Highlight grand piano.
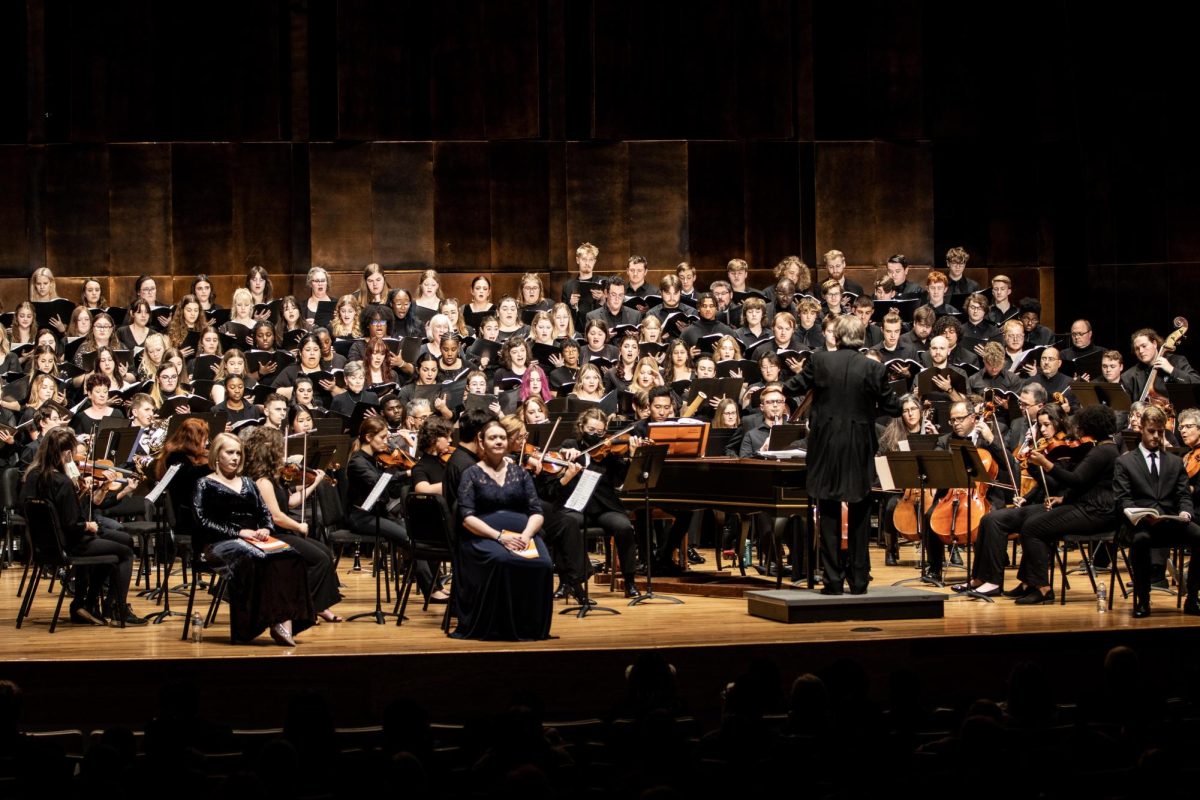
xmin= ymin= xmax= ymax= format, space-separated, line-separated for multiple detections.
xmin=621 ymin=456 xmax=812 ymax=589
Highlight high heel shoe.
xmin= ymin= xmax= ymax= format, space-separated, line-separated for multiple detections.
xmin=270 ymin=622 xmax=297 ymax=647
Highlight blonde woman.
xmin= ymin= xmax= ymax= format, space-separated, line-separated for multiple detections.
xmin=413 ymin=268 xmax=443 ymax=313
xmin=330 ymin=294 xmax=363 ymax=339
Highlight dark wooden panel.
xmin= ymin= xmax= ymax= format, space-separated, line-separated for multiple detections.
xmin=109 ymin=144 xmax=172 ymax=279
xmin=793 ymin=0 xmax=815 ymax=142
xmin=171 ymin=144 xmax=234 ymax=287
xmin=628 ymin=142 xmax=688 ymax=270
xmin=309 ymin=143 xmax=373 ymax=269
xmin=562 ymin=0 xmax=595 ymax=140
xmin=1083 ymin=137 xmax=1168 ymax=266
xmin=744 ymin=142 xmax=802 ymax=269
xmin=336 ymin=0 xmax=432 ymax=140
xmin=815 ymin=142 xmax=876 ymax=264
xmin=872 ymin=0 xmax=924 ymax=141
xmin=565 ymin=143 xmax=629 ymax=273
xmin=590 ymin=1 xmax=631 ymax=140
xmin=0 ymin=148 xmax=28 ymax=272
xmin=481 ymin=0 xmax=541 ymax=139
xmin=875 ymin=142 xmax=934 ymax=266
xmin=432 ymin=143 xmax=490 ymax=268
xmin=489 ymin=142 xmax=551 ymax=269
xmin=44 ymin=145 xmax=109 ymax=277
xmin=546 ymin=143 xmax=568 ymax=270
xmin=1166 ymin=139 xmax=1200 ymax=264
xmin=0 ymin=2 xmax=27 ymax=143
xmin=810 ymin=1 xmax=873 ymax=139
xmin=371 ymin=142 xmax=434 ymax=268
xmin=429 ymin=1 xmax=487 ymax=139
xmin=687 ymin=142 xmax=744 ymax=269
xmin=984 ymin=144 xmax=1039 ymax=268
xmin=932 ymin=143 xmax=989 ymax=267
xmin=736 ymin=0 xmax=795 ymax=140
xmin=232 ymin=144 xmax=293 ymax=273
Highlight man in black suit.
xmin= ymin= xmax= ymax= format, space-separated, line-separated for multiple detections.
xmin=1113 ymin=405 xmax=1200 ymax=618
xmin=784 ymin=315 xmax=901 ymax=594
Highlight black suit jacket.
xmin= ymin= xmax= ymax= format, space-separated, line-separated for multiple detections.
xmin=1113 ymin=447 xmax=1194 ymax=523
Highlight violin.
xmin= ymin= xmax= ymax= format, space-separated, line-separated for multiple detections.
xmin=376 ymin=447 xmax=417 ymax=470
xmin=1185 ymin=446 xmax=1200 ymax=479
xmin=518 ymin=442 xmax=576 ymax=475
xmin=438 ymin=446 xmax=458 ymax=466
xmin=281 ymin=461 xmax=336 ymax=487
xmin=76 ymin=459 xmax=138 ymax=492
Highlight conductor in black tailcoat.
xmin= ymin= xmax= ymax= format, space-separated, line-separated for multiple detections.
xmin=784 ymin=315 xmax=902 ymax=594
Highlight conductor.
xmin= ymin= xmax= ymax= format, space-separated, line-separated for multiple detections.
xmin=785 ymin=315 xmax=902 ymax=594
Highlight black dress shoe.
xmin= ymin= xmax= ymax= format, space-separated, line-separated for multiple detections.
xmin=553 ymin=583 xmax=568 ymax=600
xmin=1133 ymin=598 xmax=1151 ymax=619
xmin=111 ymin=605 xmax=149 ymax=627
xmin=686 ymin=546 xmax=706 ymax=565
xmin=1015 ymin=589 xmax=1054 ymax=605
xmin=884 ymin=552 xmax=899 ymax=567
xmin=1184 ymin=596 xmax=1200 ymax=616
xmin=1002 ymin=584 xmax=1034 ymax=599
xmin=922 ymin=569 xmax=943 ymax=584
xmin=819 ymin=585 xmax=844 ymax=596
xmin=624 ymin=583 xmax=642 ymax=599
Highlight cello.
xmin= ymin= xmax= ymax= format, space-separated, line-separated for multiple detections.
xmin=929 ymin=405 xmax=998 ymax=546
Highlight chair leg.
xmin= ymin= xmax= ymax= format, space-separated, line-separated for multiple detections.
xmin=16 ymin=565 xmax=41 ymax=629
xmin=395 ymin=558 xmax=417 ymax=627
xmin=181 ymin=567 xmax=200 ymax=641
xmin=50 ymin=571 xmax=70 ymax=634
xmin=205 ymin=577 xmax=226 ymax=627
xmin=15 ymin=535 xmax=32 ymax=598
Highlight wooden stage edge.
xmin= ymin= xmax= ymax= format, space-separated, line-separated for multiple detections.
xmin=4 ymin=550 xmax=1200 ymax=730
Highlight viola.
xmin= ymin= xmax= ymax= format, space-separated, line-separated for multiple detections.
xmin=377 ymin=447 xmax=417 ymax=470
xmin=281 ymin=461 xmax=336 ymax=487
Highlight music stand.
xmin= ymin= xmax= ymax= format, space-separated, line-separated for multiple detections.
xmin=885 ymin=451 xmax=967 ymax=589
xmin=947 ymin=442 xmax=1006 ymax=603
xmin=347 ymin=472 xmax=400 ymax=625
xmin=620 ymin=444 xmax=681 ymax=606
xmin=1071 ymin=381 xmax=1132 ymax=412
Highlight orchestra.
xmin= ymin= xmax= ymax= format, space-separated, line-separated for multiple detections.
xmin=6 ymin=248 xmax=1199 ymax=646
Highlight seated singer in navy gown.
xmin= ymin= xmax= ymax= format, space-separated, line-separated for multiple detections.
xmin=454 ymin=418 xmax=554 ymax=640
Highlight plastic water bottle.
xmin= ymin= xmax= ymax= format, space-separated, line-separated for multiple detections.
xmin=1096 ymin=582 xmax=1108 ymax=613
xmin=191 ymin=612 xmax=204 ymax=642
xmin=742 ymin=539 xmax=752 ymax=567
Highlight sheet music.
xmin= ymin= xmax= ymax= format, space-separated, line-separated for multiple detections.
xmin=897 ymin=440 xmax=911 ymax=452
xmin=359 ymin=472 xmax=393 ymax=512
xmin=145 ymin=463 xmax=180 ymax=504
xmin=564 ymin=469 xmax=601 ymax=512
xmin=875 ymin=455 xmax=896 ymax=491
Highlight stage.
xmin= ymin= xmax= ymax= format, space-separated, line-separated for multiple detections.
xmin=3 ymin=545 xmax=1200 ymax=730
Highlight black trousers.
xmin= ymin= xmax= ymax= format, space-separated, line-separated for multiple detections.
xmin=71 ymin=535 xmax=134 ymax=610
xmin=540 ymin=501 xmax=589 ymax=586
xmin=593 ymin=510 xmax=637 ymax=580
xmin=817 ymin=498 xmax=871 ymax=593
xmin=1018 ymin=505 xmax=1114 ymax=589
xmin=972 ymin=505 xmax=1046 ymax=585
xmin=1129 ymin=520 xmax=1200 ymax=599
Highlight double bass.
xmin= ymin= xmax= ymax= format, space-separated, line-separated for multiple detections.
xmin=1138 ymin=317 xmax=1188 ymax=427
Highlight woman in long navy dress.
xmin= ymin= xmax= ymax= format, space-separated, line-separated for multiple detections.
xmin=454 ymin=418 xmax=553 ymax=640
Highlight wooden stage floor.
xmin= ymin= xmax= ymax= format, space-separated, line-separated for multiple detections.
xmin=3 ymin=544 xmax=1200 ymax=728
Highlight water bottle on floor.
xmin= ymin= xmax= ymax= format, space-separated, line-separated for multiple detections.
xmin=1096 ymin=582 xmax=1108 ymax=613
xmin=191 ymin=612 xmax=204 ymax=642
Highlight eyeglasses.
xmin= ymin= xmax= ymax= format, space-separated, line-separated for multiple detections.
xmin=1179 ymin=423 xmax=1199 ymax=431
xmin=948 ymin=415 xmax=972 ymax=423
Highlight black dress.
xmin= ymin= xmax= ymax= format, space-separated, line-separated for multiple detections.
xmin=454 ymin=463 xmax=553 ymax=641
xmin=268 ymin=479 xmax=341 ymax=615
xmin=192 ymin=475 xmax=314 ymax=643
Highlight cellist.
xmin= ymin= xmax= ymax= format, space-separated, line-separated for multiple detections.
xmin=921 ymin=400 xmax=1007 ymax=584
xmin=1119 ymin=327 xmax=1198 ymax=405
xmin=876 ymin=394 xmax=936 ymax=566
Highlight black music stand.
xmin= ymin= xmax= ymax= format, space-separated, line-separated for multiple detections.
xmin=347 ymin=473 xmax=400 ymax=625
xmin=947 ymin=442 xmax=1005 ymax=603
xmin=621 ymin=444 xmax=681 ymax=606
xmin=885 ymin=451 xmax=967 ymax=589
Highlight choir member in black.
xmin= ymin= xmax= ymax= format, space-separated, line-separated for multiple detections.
xmin=605 ymin=334 xmax=641 ymax=393
xmin=557 ymin=408 xmax=642 ymax=596
xmin=822 ymin=249 xmax=865 ymax=297
xmin=923 ymin=400 xmax=1008 ymax=583
xmin=952 ymin=404 xmax=1072 ymax=596
xmin=735 ymin=296 xmax=769 ymax=350
xmin=899 ymin=305 xmax=935 ymax=352
xmin=680 ymin=293 xmax=739 ymax=358
xmin=347 ymin=418 xmax=448 ymax=603
xmin=851 ymin=295 xmax=883 ymax=348
xmin=885 ymin=255 xmax=927 ymax=304
xmin=767 ymin=278 xmax=798 ymax=320
xmin=1120 ymin=327 xmax=1200 ymax=402
xmin=783 ymin=315 xmax=901 ymax=594
xmin=1026 ymin=347 xmax=1074 ymax=412
xmin=411 ymin=417 xmax=452 ymax=496
xmin=498 ymin=415 xmax=590 ymax=603
xmin=1018 ymin=298 xmax=1054 ymax=347
xmin=943 ymin=247 xmax=980 ymax=296
xmin=562 ymin=242 xmax=603 ymax=326
xmin=1060 ymin=319 xmax=1105 ymax=363
xmin=709 ymin=280 xmax=742 ymax=328
xmin=926 ymin=272 xmax=961 ymax=317
xmin=961 ymin=293 xmax=1000 ymax=343
xmin=388 ymin=288 xmax=423 ymax=340
xmin=586 ymin=277 xmax=641 ymax=331
xmin=986 ymin=275 xmax=1016 ymax=325
xmin=648 ymin=275 xmax=696 ymax=338
xmin=932 ymin=316 xmax=979 ymax=369
xmin=517 ymin=272 xmax=553 ymax=318
xmin=872 ymin=311 xmax=921 ymax=383
xmin=20 ymin=426 xmax=145 ymax=626
xmin=274 ymin=335 xmax=335 ymax=408
xmin=442 ymin=407 xmax=496 ymax=517
xmin=192 ymin=432 xmax=313 ymax=645
xmin=624 ymin=256 xmax=657 ymax=303
xmin=968 ymin=342 xmax=1019 ymax=396
xmin=1113 ymin=406 xmax=1200 ymax=617
xmin=243 ymin=426 xmax=342 ymax=624
xmin=454 ymin=417 xmax=554 ymax=640
xmin=738 ymin=385 xmax=794 ymax=457
xmin=70 ymin=374 xmax=126 ymax=438
xmin=396 ymin=354 xmax=453 ymax=421
xmin=330 ymin=361 xmax=379 ymax=417
xmin=212 ymin=374 xmax=263 ymax=425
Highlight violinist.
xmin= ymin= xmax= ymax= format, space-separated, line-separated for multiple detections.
xmin=1002 ymin=405 xmax=1121 ymax=604
xmin=412 ymin=416 xmax=453 ymax=496
xmin=242 ymin=426 xmax=342 ymax=624
xmin=557 ymin=409 xmax=641 ymax=597
xmin=1178 ymin=408 xmax=1200 ymax=493
xmin=347 ymin=417 xmax=448 ymax=604
xmin=20 ymin=426 xmax=145 ymax=626
xmin=953 ymin=404 xmax=1071 ymax=596
xmin=1026 ymin=348 xmax=1074 ymax=413
xmin=1120 ymin=327 xmax=1199 ymax=402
